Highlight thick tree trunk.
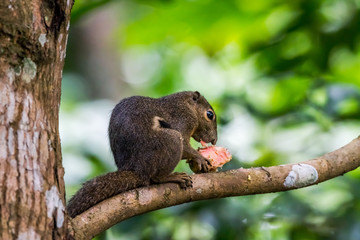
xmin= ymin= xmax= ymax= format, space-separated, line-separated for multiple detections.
xmin=0 ymin=0 xmax=72 ymax=239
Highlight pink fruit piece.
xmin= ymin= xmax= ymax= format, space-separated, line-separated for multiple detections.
xmin=198 ymin=142 xmax=232 ymax=172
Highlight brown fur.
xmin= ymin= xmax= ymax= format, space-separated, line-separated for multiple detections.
xmin=66 ymin=91 xmax=217 ymax=218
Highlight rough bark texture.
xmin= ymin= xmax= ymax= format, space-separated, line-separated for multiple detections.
xmin=70 ymin=137 xmax=360 ymax=240
xmin=0 ymin=0 xmax=72 ymax=239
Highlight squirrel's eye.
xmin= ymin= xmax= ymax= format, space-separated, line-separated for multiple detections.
xmin=206 ymin=110 xmax=214 ymax=120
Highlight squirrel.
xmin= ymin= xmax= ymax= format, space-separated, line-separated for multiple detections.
xmin=66 ymin=91 xmax=217 ymax=218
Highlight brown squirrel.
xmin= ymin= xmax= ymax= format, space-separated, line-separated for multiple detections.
xmin=66 ymin=91 xmax=217 ymax=218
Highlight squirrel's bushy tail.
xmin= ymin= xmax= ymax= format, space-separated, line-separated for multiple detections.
xmin=67 ymin=171 xmax=147 ymax=218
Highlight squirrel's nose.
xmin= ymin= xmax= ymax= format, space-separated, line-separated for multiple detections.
xmin=211 ymin=138 xmax=217 ymax=145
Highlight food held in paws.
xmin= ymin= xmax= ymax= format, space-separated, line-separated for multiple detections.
xmin=190 ymin=141 xmax=232 ymax=173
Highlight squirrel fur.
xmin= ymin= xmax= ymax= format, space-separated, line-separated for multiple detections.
xmin=66 ymin=91 xmax=217 ymax=218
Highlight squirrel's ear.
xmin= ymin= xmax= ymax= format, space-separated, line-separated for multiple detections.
xmin=192 ymin=91 xmax=201 ymax=101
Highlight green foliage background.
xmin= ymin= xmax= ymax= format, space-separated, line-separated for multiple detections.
xmin=62 ymin=0 xmax=360 ymax=239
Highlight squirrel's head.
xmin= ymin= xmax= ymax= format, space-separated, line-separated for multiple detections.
xmin=191 ymin=91 xmax=218 ymax=145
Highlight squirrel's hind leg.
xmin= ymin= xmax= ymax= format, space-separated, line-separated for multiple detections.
xmin=151 ymin=172 xmax=192 ymax=189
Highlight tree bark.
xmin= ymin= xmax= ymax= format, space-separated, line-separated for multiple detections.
xmin=0 ymin=0 xmax=72 ymax=239
xmin=70 ymin=137 xmax=360 ymax=240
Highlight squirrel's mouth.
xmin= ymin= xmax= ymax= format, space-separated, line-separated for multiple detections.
xmin=192 ymin=132 xmax=217 ymax=145
xmin=199 ymin=138 xmax=217 ymax=146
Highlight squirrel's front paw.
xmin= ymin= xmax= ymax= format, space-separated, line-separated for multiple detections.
xmin=188 ymin=156 xmax=211 ymax=173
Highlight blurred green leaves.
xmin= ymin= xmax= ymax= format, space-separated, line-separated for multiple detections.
xmin=64 ymin=0 xmax=360 ymax=239
xmin=245 ymin=75 xmax=310 ymax=116
xmin=71 ymin=0 xmax=111 ymax=22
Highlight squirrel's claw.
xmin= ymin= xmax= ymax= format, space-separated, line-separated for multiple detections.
xmin=172 ymin=172 xmax=192 ymax=188
xmin=188 ymin=156 xmax=211 ymax=173
xmin=151 ymin=172 xmax=192 ymax=189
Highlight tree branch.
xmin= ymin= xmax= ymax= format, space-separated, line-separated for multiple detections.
xmin=69 ymin=136 xmax=360 ymax=240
